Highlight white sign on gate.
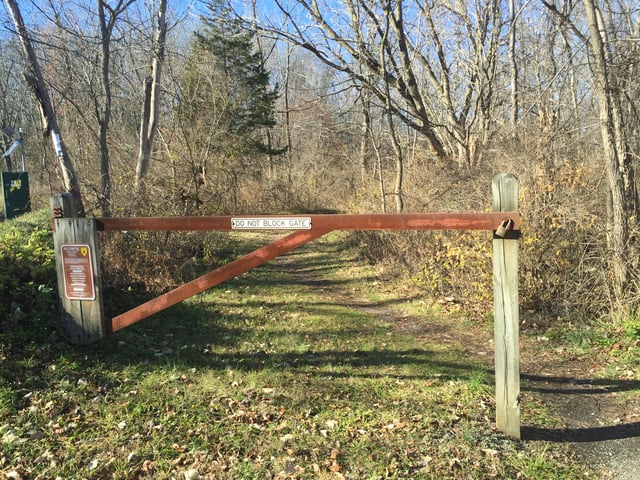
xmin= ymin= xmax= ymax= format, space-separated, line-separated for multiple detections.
xmin=231 ymin=217 xmax=312 ymax=230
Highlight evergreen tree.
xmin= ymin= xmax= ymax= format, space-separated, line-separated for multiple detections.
xmin=179 ymin=0 xmax=280 ymax=159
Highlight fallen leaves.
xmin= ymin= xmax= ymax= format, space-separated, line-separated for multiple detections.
xmin=1 ymin=469 xmax=28 ymax=480
xmin=324 ymin=419 xmax=338 ymax=431
xmin=382 ymin=420 xmax=407 ymax=431
xmin=0 ymin=240 xmax=593 ymax=480
xmin=280 ymin=433 xmax=294 ymax=443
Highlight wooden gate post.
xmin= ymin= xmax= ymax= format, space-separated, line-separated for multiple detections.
xmin=492 ymin=173 xmax=520 ymax=438
xmin=51 ymin=194 xmax=105 ymax=344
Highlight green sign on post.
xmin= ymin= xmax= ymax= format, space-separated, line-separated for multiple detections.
xmin=2 ymin=172 xmax=31 ymax=219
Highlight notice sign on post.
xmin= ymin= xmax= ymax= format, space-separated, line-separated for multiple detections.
xmin=61 ymin=244 xmax=96 ymax=300
xmin=231 ymin=217 xmax=312 ymax=230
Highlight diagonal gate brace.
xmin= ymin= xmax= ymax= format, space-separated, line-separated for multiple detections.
xmin=109 ymin=228 xmax=332 ymax=333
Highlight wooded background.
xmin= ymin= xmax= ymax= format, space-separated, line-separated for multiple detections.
xmin=1 ymin=0 xmax=639 ymax=323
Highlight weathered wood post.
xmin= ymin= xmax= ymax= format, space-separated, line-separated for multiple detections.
xmin=51 ymin=194 xmax=105 ymax=344
xmin=492 ymin=173 xmax=520 ymax=438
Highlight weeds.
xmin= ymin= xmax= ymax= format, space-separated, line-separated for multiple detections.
xmin=0 ymin=210 xmax=59 ymax=344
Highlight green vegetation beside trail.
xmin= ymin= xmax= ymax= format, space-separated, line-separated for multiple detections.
xmin=0 ymin=210 xmax=59 ymax=345
xmin=1 ymin=213 xmax=591 ymax=478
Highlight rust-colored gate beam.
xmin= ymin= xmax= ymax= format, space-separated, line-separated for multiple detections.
xmin=106 ymin=212 xmax=520 ymax=333
xmin=97 ymin=212 xmax=519 ymax=232
xmin=110 ymin=229 xmax=331 ymax=333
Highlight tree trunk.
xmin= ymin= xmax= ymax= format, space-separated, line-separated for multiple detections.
xmin=96 ymin=0 xmax=134 ymax=216
xmin=97 ymin=1 xmax=113 ymax=216
xmin=4 ymin=0 xmax=85 ymax=216
xmin=509 ymin=0 xmax=519 ymax=130
xmin=371 ymin=134 xmax=387 ymax=214
xmin=387 ymin=111 xmax=404 ymax=213
xmin=391 ymin=129 xmax=404 ymax=213
xmin=283 ymin=44 xmax=293 ymax=185
xmin=358 ymin=86 xmax=372 ymax=184
xmin=382 ymin=3 xmax=403 ymax=213
xmin=583 ymin=0 xmax=634 ymax=298
xmin=136 ymin=0 xmax=167 ymax=196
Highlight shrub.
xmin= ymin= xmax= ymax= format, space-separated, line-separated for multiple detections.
xmin=0 ymin=210 xmax=59 ymax=343
xmin=98 ymin=229 xmax=253 ymax=317
xmin=411 ymin=230 xmax=493 ymax=313
xmin=517 ymin=166 xmax=610 ymax=320
xmin=344 ymin=229 xmax=493 ymax=317
xmin=343 ymin=163 xmax=614 ymax=323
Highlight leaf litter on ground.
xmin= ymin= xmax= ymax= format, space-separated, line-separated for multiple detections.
xmin=0 ymin=232 xmax=593 ymax=479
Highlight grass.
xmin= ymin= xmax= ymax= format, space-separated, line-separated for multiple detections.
xmin=532 ymin=315 xmax=640 ymax=387
xmin=1 ymin=226 xmax=592 ymax=479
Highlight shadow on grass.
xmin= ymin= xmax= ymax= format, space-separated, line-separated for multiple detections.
xmin=2 ymin=235 xmax=487 ymax=417
xmin=104 ymin=240 xmax=418 ymax=323
xmin=98 ymin=300 xmax=483 ymax=381
xmin=0 ymin=301 xmax=482 ymax=419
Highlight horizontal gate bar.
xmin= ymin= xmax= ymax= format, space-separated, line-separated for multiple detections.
xmin=97 ymin=212 xmax=519 ymax=232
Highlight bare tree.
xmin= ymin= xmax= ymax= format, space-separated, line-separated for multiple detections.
xmin=281 ymin=41 xmax=294 ymax=185
xmin=543 ymin=0 xmax=637 ymax=298
xmin=509 ymin=0 xmax=520 ymax=130
xmin=357 ymin=84 xmax=373 ymax=185
xmin=379 ymin=0 xmax=404 ymax=212
xmin=254 ymin=0 xmax=504 ymax=167
xmin=96 ymin=0 xmax=136 ymax=216
xmin=135 ymin=0 xmax=167 ymax=197
xmin=0 ymin=43 xmax=23 ymax=172
xmin=3 ymin=0 xmax=85 ymax=215
xmin=582 ymin=0 xmax=635 ymax=297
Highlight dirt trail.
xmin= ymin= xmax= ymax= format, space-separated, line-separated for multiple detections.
xmin=276 ymin=241 xmax=640 ymax=479
xmin=521 ymin=349 xmax=640 ymax=479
